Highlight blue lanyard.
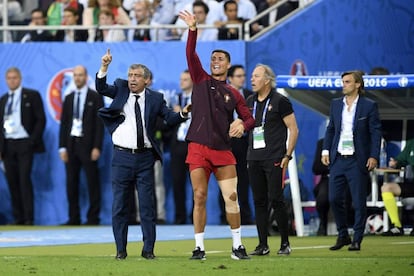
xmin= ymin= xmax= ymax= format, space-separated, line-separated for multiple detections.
xmin=253 ymin=98 xmax=270 ymax=126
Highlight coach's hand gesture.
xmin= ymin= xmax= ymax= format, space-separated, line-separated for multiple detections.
xmin=100 ymin=49 xmax=112 ymax=73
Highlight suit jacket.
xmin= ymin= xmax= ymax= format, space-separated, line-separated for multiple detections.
xmin=0 ymin=88 xmax=46 ymax=153
xmin=96 ymin=75 xmax=186 ymax=161
xmin=27 ymin=30 xmax=55 ymax=42
xmin=59 ymin=89 xmax=104 ymax=152
xmin=55 ymin=29 xmax=89 ymax=42
xmin=323 ymin=96 xmax=382 ymax=172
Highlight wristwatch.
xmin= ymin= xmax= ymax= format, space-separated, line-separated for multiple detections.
xmin=284 ymin=154 xmax=292 ymax=160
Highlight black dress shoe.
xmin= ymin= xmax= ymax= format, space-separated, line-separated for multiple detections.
xmin=348 ymin=242 xmax=361 ymax=251
xmin=141 ymin=250 xmax=155 ymax=259
xmin=156 ymin=219 xmax=166 ymax=225
xmin=83 ymin=221 xmax=99 ymax=226
xmin=61 ymin=221 xmax=81 ymax=226
xmin=115 ymin=252 xmax=127 ymax=260
xmin=329 ymin=236 xmax=352 ymax=250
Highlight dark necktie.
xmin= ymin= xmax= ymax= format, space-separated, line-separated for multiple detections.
xmin=6 ymin=93 xmax=14 ymax=115
xmin=74 ymin=91 xmax=81 ymax=119
xmin=182 ymin=96 xmax=188 ymax=108
xmin=135 ymin=95 xmax=144 ymax=148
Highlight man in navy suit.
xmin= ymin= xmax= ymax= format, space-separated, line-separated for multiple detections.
xmin=322 ymin=70 xmax=382 ymax=251
xmin=59 ymin=65 xmax=104 ymax=225
xmin=0 ymin=67 xmax=46 ymax=225
xmin=96 ymin=49 xmax=189 ymax=260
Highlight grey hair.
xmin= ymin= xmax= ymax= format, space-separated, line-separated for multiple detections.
xmin=256 ymin=63 xmax=276 ymax=88
xmin=6 ymin=67 xmax=22 ymax=78
xmin=128 ymin=64 xmax=152 ymax=79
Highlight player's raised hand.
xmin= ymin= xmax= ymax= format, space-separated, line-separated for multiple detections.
xmin=178 ymin=10 xmax=197 ymax=30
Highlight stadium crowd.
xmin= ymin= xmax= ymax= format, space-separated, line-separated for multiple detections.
xmin=1 ymin=0 xmax=301 ymax=42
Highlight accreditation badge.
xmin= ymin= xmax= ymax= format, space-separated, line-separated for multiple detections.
xmin=3 ymin=117 xmax=16 ymax=134
xmin=341 ymin=132 xmax=354 ymax=155
xmin=253 ymin=126 xmax=266 ymax=149
xmin=70 ymin=118 xmax=83 ymax=137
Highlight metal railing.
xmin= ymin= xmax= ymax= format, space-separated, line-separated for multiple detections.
xmin=0 ymin=23 xmax=246 ymax=43
xmin=1 ymin=0 xmax=315 ymax=43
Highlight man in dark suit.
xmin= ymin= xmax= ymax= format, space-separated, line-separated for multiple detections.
xmin=96 ymin=49 xmax=189 ymax=260
xmin=170 ymin=69 xmax=193 ymax=225
xmin=0 ymin=67 xmax=46 ymax=225
xmin=20 ymin=8 xmax=55 ymax=42
xmin=59 ymin=65 xmax=104 ymax=225
xmin=322 ymin=70 xmax=382 ymax=251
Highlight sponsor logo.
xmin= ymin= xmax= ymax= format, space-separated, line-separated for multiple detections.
xmin=46 ymin=68 xmax=94 ymax=123
xmin=290 ymin=59 xmax=308 ymax=76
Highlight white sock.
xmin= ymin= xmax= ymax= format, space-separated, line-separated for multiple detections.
xmin=195 ymin=232 xmax=205 ymax=251
xmin=231 ymin=227 xmax=242 ymax=249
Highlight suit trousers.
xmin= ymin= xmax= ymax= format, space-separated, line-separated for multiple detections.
xmin=3 ymin=138 xmax=34 ymax=224
xmin=111 ymin=148 xmax=156 ymax=253
xmin=170 ymin=140 xmax=189 ymax=224
xmin=65 ymin=137 xmax=101 ymax=224
xmin=329 ymin=156 xmax=368 ymax=243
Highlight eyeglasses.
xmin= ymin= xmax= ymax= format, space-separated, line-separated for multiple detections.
xmin=233 ymin=74 xmax=245 ymax=78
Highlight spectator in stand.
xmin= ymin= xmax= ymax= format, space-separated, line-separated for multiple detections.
xmin=0 ymin=0 xmax=25 ymax=22
xmin=180 ymin=1 xmax=218 ymax=41
xmin=94 ymin=8 xmax=126 ymax=42
xmin=83 ymin=0 xmax=130 ymax=42
xmin=47 ymin=0 xmax=84 ymax=29
xmin=150 ymin=0 xmax=176 ymax=41
xmin=217 ymin=0 xmax=256 ymax=22
xmin=251 ymin=0 xmax=299 ymax=36
xmin=170 ymin=69 xmax=193 ymax=224
xmin=127 ymin=0 xmax=152 ymax=41
xmin=21 ymin=8 xmax=55 ymax=42
xmin=54 ymin=7 xmax=88 ymax=41
xmin=172 ymin=0 xmax=221 ymax=40
xmin=216 ymin=0 xmax=244 ymax=40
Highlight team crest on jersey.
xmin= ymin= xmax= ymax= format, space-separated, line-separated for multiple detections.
xmin=224 ymin=94 xmax=231 ymax=103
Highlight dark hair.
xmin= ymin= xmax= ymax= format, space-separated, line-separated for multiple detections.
xmin=64 ymin=6 xmax=79 ymax=17
xmin=193 ymin=0 xmax=209 ymax=14
xmin=224 ymin=0 xmax=238 ymax=11
xmin=212 ymin=49 xmax=231 ymax=62
xmin=341 ymin=70 xmax=365 ymax=95
xmin=31 ymin=8 xmax=46 ymax=17
xmin=228 ymin=64 xmax=244 ymax=77
xmin=370 ymin=67 xmax=390 ymax=75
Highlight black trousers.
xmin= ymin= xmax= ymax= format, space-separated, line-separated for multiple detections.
xmin=248 ymin=159 xmax=289 ymax=247
xmin=170 ymin=140 xmax=190 ymax=224
xmin=3 ymin=138 xmax=34 ymax=224
xmin=65 ymin=137 xmax=101 ymax=224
